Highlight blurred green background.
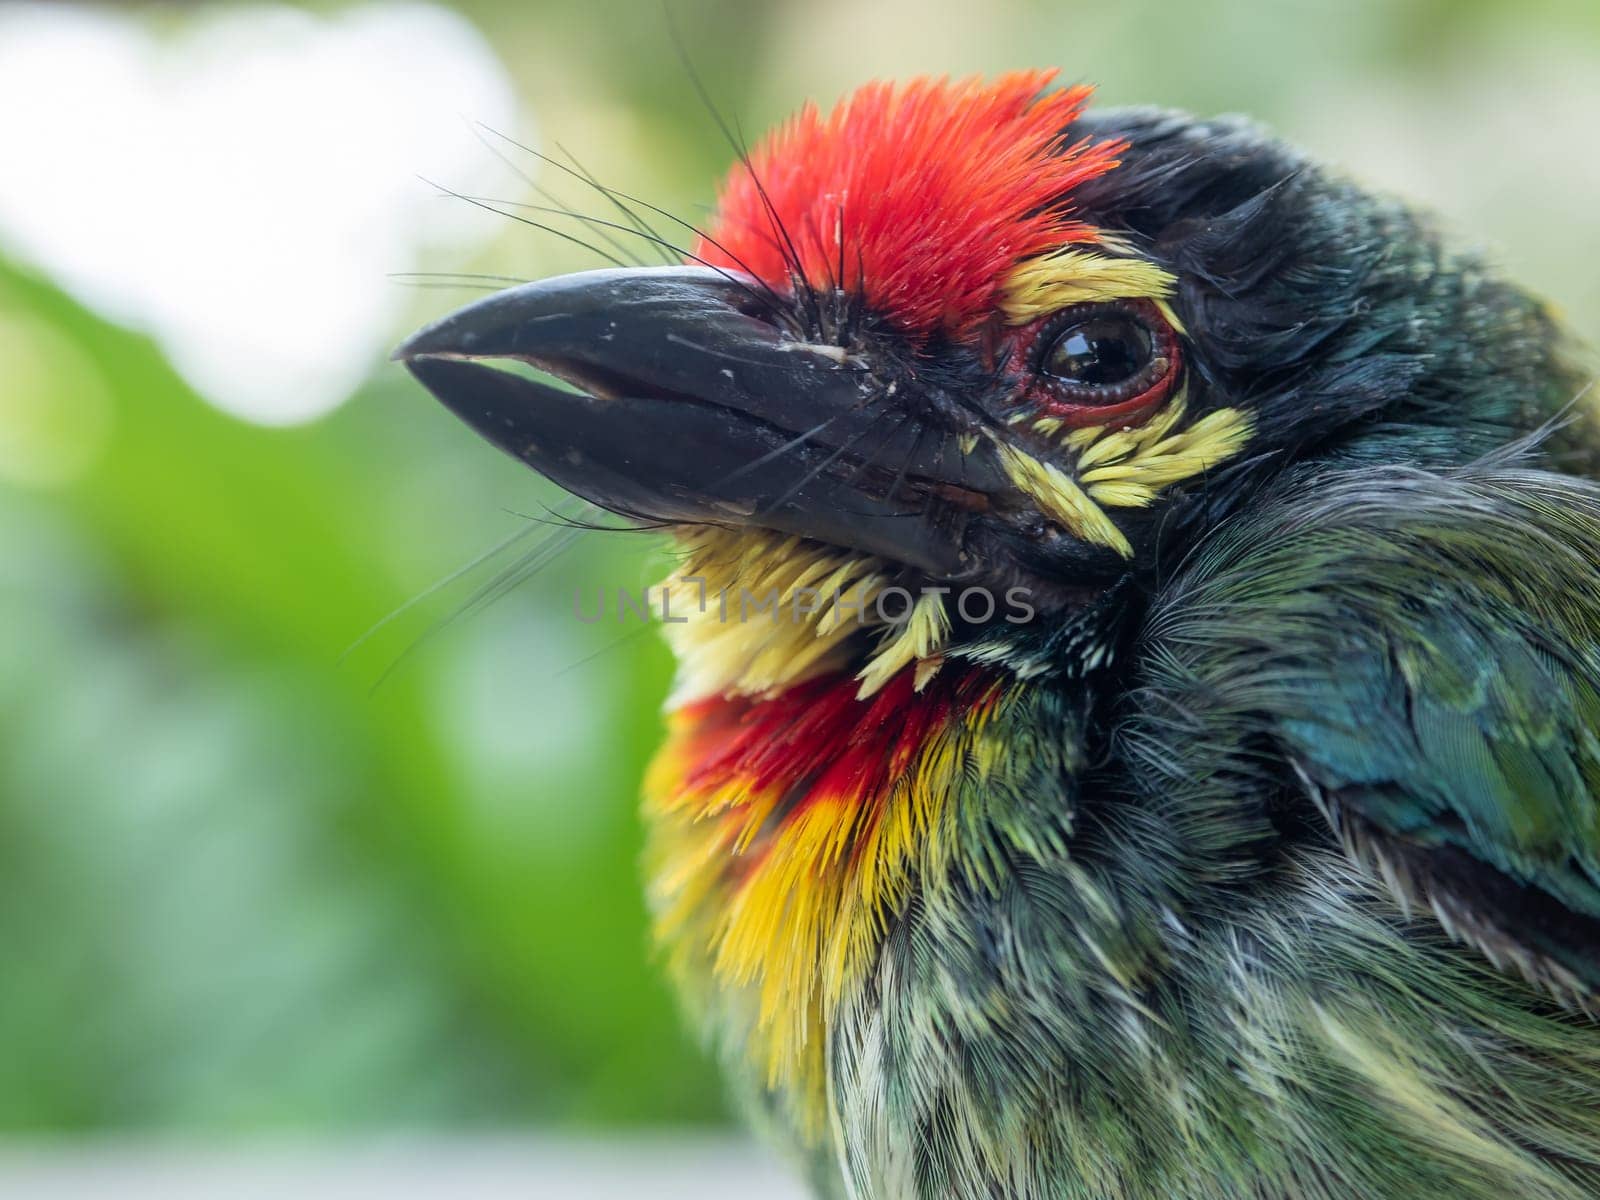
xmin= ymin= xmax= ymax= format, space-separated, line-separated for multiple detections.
xmin=0 ymin=0 xmax=1596 ymax=1138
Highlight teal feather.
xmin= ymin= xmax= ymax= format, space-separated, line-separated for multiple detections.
xmin=1143 ymin=463 xmax=1600 ymax=998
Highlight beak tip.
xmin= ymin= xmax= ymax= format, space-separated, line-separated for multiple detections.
xmin=391 ymin=321 xmax=437 ymax=362
xmin=392 ymin=321 xmax=457 ymax=363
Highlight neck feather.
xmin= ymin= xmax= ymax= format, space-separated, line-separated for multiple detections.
xmin=644 ymin=662 xmax=1018 ymax=1130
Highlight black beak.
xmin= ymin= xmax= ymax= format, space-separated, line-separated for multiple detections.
xmin=395 ymin=267 xmax=1015 ymax=577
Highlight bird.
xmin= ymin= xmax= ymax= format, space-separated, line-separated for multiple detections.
xmin=397 ymin=71 xmax=1600 ymax=1199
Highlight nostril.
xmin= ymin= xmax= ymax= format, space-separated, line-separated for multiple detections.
xmin=731 ymin=294 xmax=783 ymax=325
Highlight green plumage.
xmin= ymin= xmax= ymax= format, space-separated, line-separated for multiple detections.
xmin=799 ymin=465 xmax=1600 ymax=1200
xmin=1163 ymin=466 xmax=1600 ymax=997
xmin=799 ymin=117 xmax=1600 ymax=1197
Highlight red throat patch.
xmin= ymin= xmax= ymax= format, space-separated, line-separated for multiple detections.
xmin=693 ymin=71 xmax=1123 ymax=344
xmin=644 ymin=663 xmax=1012 ymax=1124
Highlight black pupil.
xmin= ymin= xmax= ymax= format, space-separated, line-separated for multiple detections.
xmin=1043 ymin=315 xmax=1153 ymax=387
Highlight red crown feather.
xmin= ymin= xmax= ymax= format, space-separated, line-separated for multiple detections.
xmin=694 ymin=71 xmax=1122 ymax=344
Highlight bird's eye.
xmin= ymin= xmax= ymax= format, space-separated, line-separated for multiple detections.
xmin=1042 ymin=313 xmax=1152 ymax=388
xmin=1025 ymin=298 xmax=1180 ymax=426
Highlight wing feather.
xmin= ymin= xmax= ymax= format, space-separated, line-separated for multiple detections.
xmin=1139 ymin=462 xmax=1600 ymax=1003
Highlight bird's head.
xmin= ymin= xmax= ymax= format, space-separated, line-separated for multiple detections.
xmin=400 ymin=72 xmax=1577 ymax=698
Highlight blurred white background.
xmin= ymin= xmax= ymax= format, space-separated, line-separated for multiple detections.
xmin=0 ymin=0 xmax=1594 ymax=1196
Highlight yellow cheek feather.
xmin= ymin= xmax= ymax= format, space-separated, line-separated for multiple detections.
xmin=997 ymin=396 xmax=1256 ymax=551
xmin=659 ymin=527 xmax=953 ymax=702
xmin=1073 ymin=395 xmax=1255 ymax=508
xmin=991 ymin=437 xmax=1135 ymax=556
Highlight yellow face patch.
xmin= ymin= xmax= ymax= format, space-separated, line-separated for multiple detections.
xmin=991 ymin=437 xmax=1135 ymax=556
xmin=999 ymin=248 xmax=1180 ymax=325
xmin=996 ymin=394 xmax=1256 ymax=556
xmin=991 ymin=250 xmax=1254 ymax=554
xmin=1062 ymin=393 xmax=1256 ymax=509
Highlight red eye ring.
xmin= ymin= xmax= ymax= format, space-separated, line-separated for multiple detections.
xmin=1013 ymin=297 xmax=1181 ymax=429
